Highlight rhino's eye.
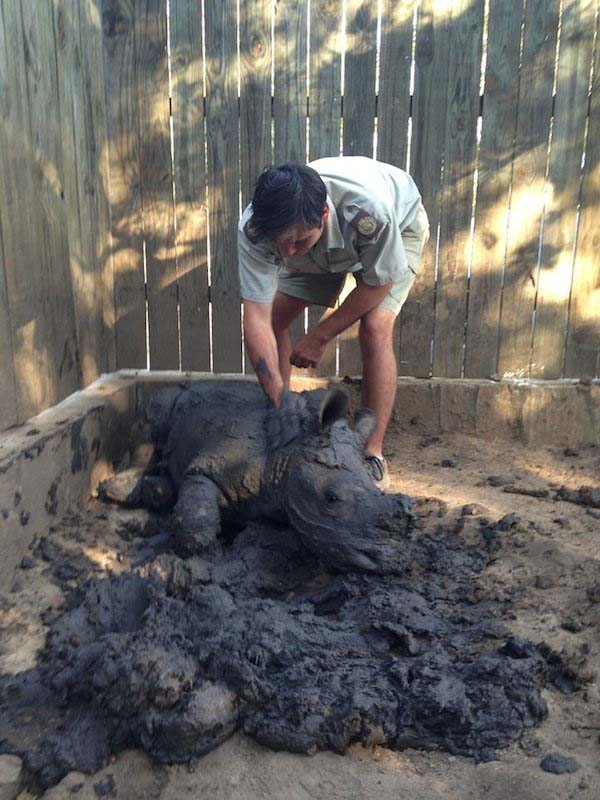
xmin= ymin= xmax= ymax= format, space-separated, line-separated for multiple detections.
xmin=325 ymin=489 xmax=340 ymax=503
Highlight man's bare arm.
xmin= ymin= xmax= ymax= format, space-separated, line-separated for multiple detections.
xmin=290 ymin=281 xmax=391 ymax=368
xmin=243 ymin=300 xmax=285 ymax=406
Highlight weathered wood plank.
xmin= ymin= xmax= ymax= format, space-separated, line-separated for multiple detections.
xmin=377 ymin=0 xmax=414 ymax=168
xmin=307 ymin=0 xmax=343 ymax=377
xmin=433 ymin=0 xmax=485 ymax=377
xmin=239 ymin=1 xmax=271 ymax=377
xmin=19 ymin=0 xmax=81 ymax=398
xmin=205 ymin=0 xmax=242 ymax=372
xmin=531 ymin=0 xmax=597 ymax=378
xmin=239 ymin=1 xmax=271 ymax=205
xmin=102 ymin=0 xmax=147 ymax=368
xmin=377 ymin=1 xmax=415 ymax=379
xmin=80 ymin=0 xmax=117 ymax=375
xmin=0 ymin=0 xmax=53 ymax=421
xmin=135 ymin=0 xmax=179 ymax=369
xmin=342 ymin=0 xmax=377 ymax=158
xmin=338 ymin=0 xmax=377 ymax=376
xmin=273 ymin=0 xmax=307 ymax=165
xmin=308 ymin=0 xmax=342 ymax=162
xmin=497 ymin=0 xmax=559 ymax=378
xmin=565 ymin=4 xmax=600 ymax=378
xmin=54 ymin=0 xmax=106 ymax=386
xmin=465 ymin=0 xmax=522 ymax=378
xmin=399 ymin=0 xmax=452 ymax=377
xmin=272 ymin=0 xmax=308 ymax=380
xmin=0 ymin=220 xmax=18 ymax=429
xmin=170 ymin=0 xmax=211 ymax=371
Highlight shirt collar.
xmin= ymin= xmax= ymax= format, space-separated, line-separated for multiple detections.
xmin=313 ymin=194 xmax=344 ymax=253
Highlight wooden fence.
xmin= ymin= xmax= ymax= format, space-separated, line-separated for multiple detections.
xmin=1 ymin=0 xmax=599 ymax=430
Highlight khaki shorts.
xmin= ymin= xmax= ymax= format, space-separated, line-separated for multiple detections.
xmin=277 ymin=202 xmax=430 ymax=316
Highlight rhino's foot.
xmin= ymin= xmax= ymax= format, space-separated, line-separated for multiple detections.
xmin=173 ymin=474 xmax=221 ymax=557
xmin=97 ymin=467 xmax=145 ymax=507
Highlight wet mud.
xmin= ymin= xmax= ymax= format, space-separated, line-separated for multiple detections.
xmin=0 ymin=498 xmax=577 ymax=791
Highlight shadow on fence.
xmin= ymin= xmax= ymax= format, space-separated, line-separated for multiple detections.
xmin=0 ymin=0 xmax=598 ymax=429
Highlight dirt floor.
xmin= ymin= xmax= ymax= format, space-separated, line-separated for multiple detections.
xmin=2 ymin=424 xmax=599 ymax=800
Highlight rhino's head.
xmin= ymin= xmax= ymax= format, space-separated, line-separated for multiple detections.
xmin=267 ymin=388 xmax=414 ymax=573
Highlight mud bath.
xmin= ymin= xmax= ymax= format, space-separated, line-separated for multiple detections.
xmin=0 ymin=384 xmax=596 ymax=795
xmin=0 ymin=500 xmax=577 ymax=789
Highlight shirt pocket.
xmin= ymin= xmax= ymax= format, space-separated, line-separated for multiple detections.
xmin=326 ymin=248 xmax=358 ymax=272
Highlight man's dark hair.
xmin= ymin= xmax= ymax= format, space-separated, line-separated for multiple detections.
xmin=249 ymin=163 xmax=327 ymax=240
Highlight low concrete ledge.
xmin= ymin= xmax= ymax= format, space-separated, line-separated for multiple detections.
xmin=0 ymin=374 xmax=136 ymax=590
xmin=385 ymin=377 xmax=599 ymax=447
xmin=0 ymin=370 xmax=597 ymax=591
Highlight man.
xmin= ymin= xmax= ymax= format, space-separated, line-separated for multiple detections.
xmin=238 ymin=156 xmax=429 ymax=489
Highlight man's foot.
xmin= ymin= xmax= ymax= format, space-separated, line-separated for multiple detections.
xmin=364 ymin=454 xmax=390 ymax=492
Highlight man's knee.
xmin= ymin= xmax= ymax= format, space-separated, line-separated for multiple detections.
xmin=359 ymin=309 xmax=396 ymax=350
xmin=271 ymin=293 xmax=307 ymax=334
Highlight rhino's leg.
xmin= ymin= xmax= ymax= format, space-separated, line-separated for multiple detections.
xmin=173 ymin=474 xmax=221 ymax=557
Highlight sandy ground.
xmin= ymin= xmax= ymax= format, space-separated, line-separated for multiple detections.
xmin=2 ymin=426 xmax=599 ymax=800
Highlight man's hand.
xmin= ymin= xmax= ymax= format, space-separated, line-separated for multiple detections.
xmin=290 ymin=330 xmax=329 ymax=369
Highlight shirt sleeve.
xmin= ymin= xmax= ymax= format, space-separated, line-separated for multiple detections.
xmin=353 ymin=194 xmax=423 ymax=286
xmin=237 ymin=217 xmax=280 ymax=303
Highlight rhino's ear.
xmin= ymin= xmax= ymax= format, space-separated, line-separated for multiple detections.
xmin=353 ymin=407 xmax=377 ymax=443
xmin=318 ymin=387 xmax=350 ymax=431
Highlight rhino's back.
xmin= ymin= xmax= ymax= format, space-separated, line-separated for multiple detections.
xmin=155 ymin=382 xmax=269 ymax=498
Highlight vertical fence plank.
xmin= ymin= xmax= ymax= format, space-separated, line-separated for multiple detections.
xmin=308 ymin=0 xmax=342 ymax=162
xmin=205 ymin=0 xmax=242 ymax=372
xmin=343 ymin=0 xmax=377 ymax=157
xmin=0 ymin=0 xmax=55 ymax=420
xmin=378 ymin=0 xmax=414 ymax=392
xmin=19 ymin=0 xmax=82 ymax=398
xmin=531 ymin=0 xmax=597 ymax=378
xmin=239 ymin=1 xmax=272 ymax=205
xmin=0 ymin=222 xmax=18 ymax=428
xmin=102 ymin=0 xmax=147 ymax=368
xmin=79 ymin=0 xmax=116 ymax=375
xmin=306 ymin=0 xmax=343 ymax=379
xmin=465 ymin=0 xmax=522 ymax=378
xmin=399 ymin=0 xmax=452 ymax=377
xmin=565 ymin=5 xmax=600 ymax=378
xmin=135 ymin=0 xmax=179 ymax=369
xmin=273 ymin=0 xmax=307 ymax=165
xmin=239 ymin=0 xmax=271 ymax=377
xmin=54 ymin=0 xmax=107 ymax=386
xmin=497 ymin=0 xmax=560 ymax=378
xmin=273 ymin=0 xmax=307 ymax=378
xmin=433 ymin=0 xmax=485 ymax=377
xmin=170 ymin=0 xmax=211 ymax=371
xmin=338 ymin=0 xmax=377 ymax=376
xmin=377 ymin=0 xmax=414 ymax=169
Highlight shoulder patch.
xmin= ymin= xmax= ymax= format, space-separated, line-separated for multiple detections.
xmin=244 ymin=218 xmax=261 ymax=245
xmin=349 ymin=210 xmax=383 ymax=240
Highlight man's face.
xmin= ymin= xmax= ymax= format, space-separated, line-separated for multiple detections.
xmin=273 ymin=206 xmax=329 ymax=258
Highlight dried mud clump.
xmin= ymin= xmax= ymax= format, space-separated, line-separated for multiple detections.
xmin=0 ymin=506 xmax=575 ymax=790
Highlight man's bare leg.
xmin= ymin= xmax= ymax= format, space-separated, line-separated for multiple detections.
xmin=359 ymin=307 xmax=397 ymax=458
xmin=271 ymin=292 xmax=309 ymax=387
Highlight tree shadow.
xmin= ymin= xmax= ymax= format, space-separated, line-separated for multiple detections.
xmin=1 ymin=0 xmax=598 ymax=432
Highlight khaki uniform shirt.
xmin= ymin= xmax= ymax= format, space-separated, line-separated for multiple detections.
xmin=237 ymin=156 xmax=423 ymax=303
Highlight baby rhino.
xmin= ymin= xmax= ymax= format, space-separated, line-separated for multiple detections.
xmin=106 ymin=381 xmax=414 ymax=573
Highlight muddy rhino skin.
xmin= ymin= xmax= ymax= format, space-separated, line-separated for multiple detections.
xmin=142 ymin=381 xmax=414 ymax=572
